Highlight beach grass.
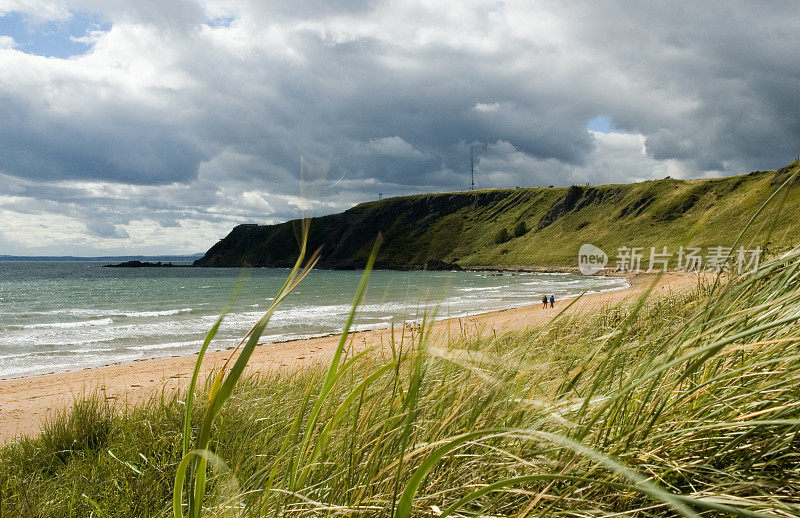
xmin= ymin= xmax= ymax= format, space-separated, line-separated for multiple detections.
xmin=2 ymin=242 xmax=800 ymax=516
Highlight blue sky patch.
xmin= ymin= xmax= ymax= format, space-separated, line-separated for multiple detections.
xmin=587 ymin=115 xmax=612 ymax=133
xmin=206 ymin=16 xmax=235 ymax=28
xmin=0 ymin=11 xmax=110 ymax=58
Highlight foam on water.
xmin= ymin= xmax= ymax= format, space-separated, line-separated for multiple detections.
xmin=0 ymin=262 xmax=629 ymax=379
xmin=13 ymin=317 xmax=115 ymax=330
xmin=119 ymin=308 xmax=194 ymax=318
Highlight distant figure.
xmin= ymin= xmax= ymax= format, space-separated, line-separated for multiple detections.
xmin=549 ymin=294 xmax=555 ymax=308
xmin=542 ymin=295 xmax=548 ymax=309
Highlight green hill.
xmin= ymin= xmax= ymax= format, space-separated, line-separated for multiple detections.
xmin=195 ymin=160 xmax=800 ymax=269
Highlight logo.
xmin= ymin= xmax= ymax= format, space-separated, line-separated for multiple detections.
xmin=578 ymin=244 xmax=608 ymax=275
xmin=577 ymin=244 xmax=761 ymax=274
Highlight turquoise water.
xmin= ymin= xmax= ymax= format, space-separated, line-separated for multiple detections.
xmin=0 ymin=262 xmax=628 ymax=378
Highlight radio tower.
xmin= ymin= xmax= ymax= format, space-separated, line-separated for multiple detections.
xmin=470 ymin=148 xmax=475 ymax=190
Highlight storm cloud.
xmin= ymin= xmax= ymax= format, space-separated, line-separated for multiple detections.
xmin=0 ymin=0 xmax=798 ymax=254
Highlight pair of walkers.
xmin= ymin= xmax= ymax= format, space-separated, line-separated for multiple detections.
xmin=541 ymin=294 xmax=555 ymax=309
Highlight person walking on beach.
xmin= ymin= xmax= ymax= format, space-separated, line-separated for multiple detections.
xmin=549 ymin=294 xmax=555 ymax=308
xmin=542 ymin=295 xmax=548 ymax=309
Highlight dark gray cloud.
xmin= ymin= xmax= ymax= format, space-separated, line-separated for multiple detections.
xmin=85 ymin=220 xmax=129 ymax=238
xmin=0 ymin=105 xmax=205 ymax=185
xmin=0 ymin=0 xmax=798 ymax=254
xmin=560 ymin=0 xmax=800 ymax=172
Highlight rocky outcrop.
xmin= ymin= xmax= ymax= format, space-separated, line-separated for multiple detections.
xmin=537 ymin=186 xmax=622 ymax=230
xmin=103 ymin=261 xmax=176 ymax=267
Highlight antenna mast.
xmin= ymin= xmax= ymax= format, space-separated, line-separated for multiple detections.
xmin=470 ymin=148 xmax=475 ymax=191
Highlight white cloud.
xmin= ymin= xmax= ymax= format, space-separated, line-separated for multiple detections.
xmin=0 ymin=205 xmax=90 ymax=249
xmin=0 ymin=35 xmax=16 ymax=49
xmin=239 ymin=191 xmax=274 ymax=214
xmin=477 ymin=130 xmax=695 ymax=188
xmin=366 ymin=136 xmax=428 ymax=160
xmin=0 ymin=0 xmax=71 ymax=22
xmin=473 ymin=102 xmax=499 ymax=112
xmin=0 ymin=0 xmax=797 ymax=254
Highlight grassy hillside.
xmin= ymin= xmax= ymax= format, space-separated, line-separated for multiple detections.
xmin=195 ymin=161 xmax=800 ymax=269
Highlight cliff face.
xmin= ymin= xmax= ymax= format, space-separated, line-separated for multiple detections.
xmin=195 ymin=190 xmax=519 ymax=268
xmin=195 ymin=161 xmax=800 ymax=268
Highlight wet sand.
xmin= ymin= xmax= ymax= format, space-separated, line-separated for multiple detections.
xmin=0 ymin=271 xmax=700 ymax=444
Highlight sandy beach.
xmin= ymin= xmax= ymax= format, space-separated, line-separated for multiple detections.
xmin=0 ymin=271 xmax=700 ymax=445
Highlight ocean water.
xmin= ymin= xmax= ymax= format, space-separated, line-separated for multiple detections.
xmin=0 ymin=262 xmax=628 ymax=379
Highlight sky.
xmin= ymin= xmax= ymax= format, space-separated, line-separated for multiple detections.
xmin=0 ymin=1 xmax=798 ymax=255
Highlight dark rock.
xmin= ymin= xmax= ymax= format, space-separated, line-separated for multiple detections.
xmin=538 ymin=186 xmax=622 ymax=230
xmin=617 ymin=193 xmax=656 ymax=220
xmin=654 ymin=184 xmax=711 ymax=222
xmin=771 ymin=163 xmax=800 ymax=187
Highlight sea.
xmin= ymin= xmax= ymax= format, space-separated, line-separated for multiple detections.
xmin=0 ymin=262 xmax=628 ymax=379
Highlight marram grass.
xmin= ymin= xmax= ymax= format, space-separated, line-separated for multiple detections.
xmin=3 ymin=251 xmax=800 ymax=516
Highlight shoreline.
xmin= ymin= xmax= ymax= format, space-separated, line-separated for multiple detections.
xmin=0 ymin=271 xmax=700 ymax=445
xmin=0 ymin=270 xmax=629 ymax=383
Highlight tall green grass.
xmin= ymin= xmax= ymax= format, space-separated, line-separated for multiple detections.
xmin=3 ymin=246 xmax=800 ymax=515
